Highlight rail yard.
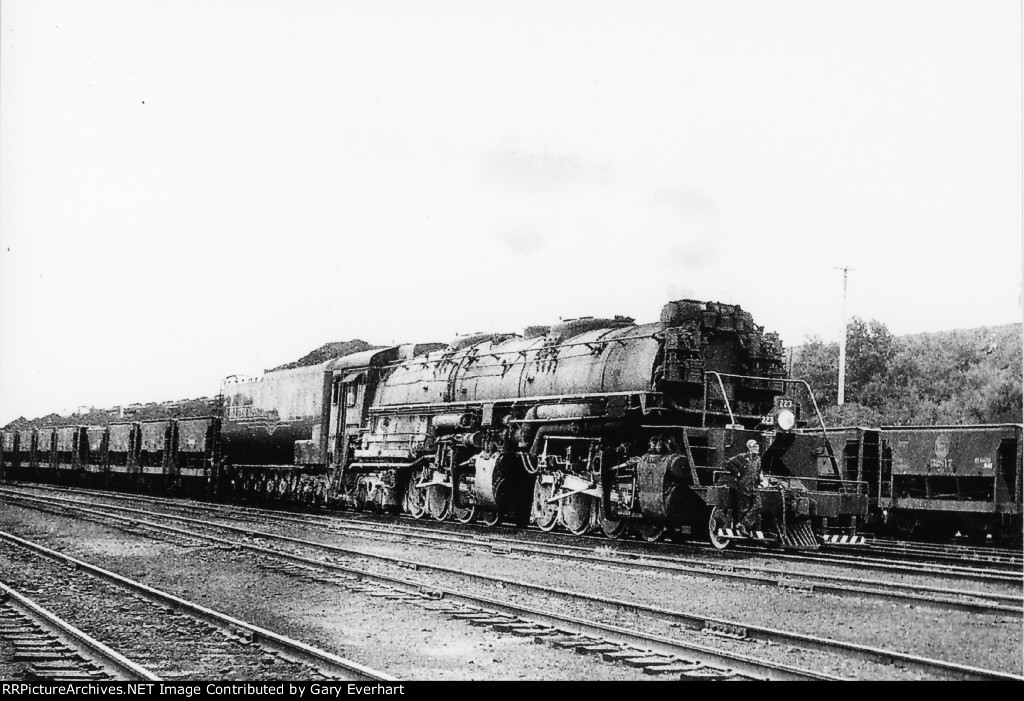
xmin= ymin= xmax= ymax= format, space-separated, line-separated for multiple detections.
xmin=0 ymin=482 xmax=1020 ymax=681
xmin=1 ymin=298 xmax=1021 ymax=681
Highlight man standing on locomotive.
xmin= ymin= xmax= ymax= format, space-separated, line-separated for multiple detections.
xmin=726 ymin=439 xmax=763 ymax=537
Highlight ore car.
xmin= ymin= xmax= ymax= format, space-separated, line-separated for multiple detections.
xmin=834 ymin=424 xmax=1022 ymax=543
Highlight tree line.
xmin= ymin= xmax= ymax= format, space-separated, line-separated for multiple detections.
xmin=790 ymin=318 xmax=1022 ymax=427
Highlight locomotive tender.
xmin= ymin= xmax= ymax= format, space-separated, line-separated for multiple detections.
xmin=1 ymin=299 xmax=869 ymax=549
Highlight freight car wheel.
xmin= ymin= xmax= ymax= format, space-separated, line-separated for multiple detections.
xmin=531 ymin=478 xmax=560 ymax=532
xmin=560 ymin=493 xmax=592 ymax=535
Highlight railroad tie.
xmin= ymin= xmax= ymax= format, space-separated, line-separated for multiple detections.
xmin=5 ymin=632 xmax=56 ymax=642
xmin=489 ymin=620 xmax=539 ymax=633
xmin=547 ymin=635 xmax=601 ymax=649
xmin=12 ymin=650 xmax=83 ymax=663
xmin=620 ymin=655 xmax=676 ymax=668
xmin=502 ymin=624 xmax=556 ymax=637
xmin=601 ymin=648 xmax=650 ymax=662
xmin=448 ymin=611 xmax=498 ymax=621
xmin=642 ymin=661 xmax=704 ymax=675
xmin=468 ymin=616 xmax=517 ymax=626
xmin=681 ymin=667 xmax=740 ymax=681
xmin=574 ymin=642 xmax=622 ymax=655
xmin=418 ymin=603 xmax=460 ymax=612
xmin=13 ymin=643 xmax=62 ymax=653
xmin=25 ymin=666 xmax=105 ymax=682
xmin=0 ymin=626 xmax=41 ymax=635
xmin=29 ymin=658 xmax=100 ymax=671
xmin=447 ymin=611 xmax=518 ymax=626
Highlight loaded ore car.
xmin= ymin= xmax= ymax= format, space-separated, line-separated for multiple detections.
xmin=0 ymin=428 xmax=21 ymax=480
xmin=35 ymin=427 xmax=55 ymax=478
xmin=0 ymin=429 xmax=16 ymax=478
xmin=834 ymin=424 xmax=1022 ymax=543
xmin=331 ymin=299 xmax=868 ymax=549
xmin=54 ymin=425 xmax=85 ymax=476
xmin=1 ymin=403 xmax=222 ymax=495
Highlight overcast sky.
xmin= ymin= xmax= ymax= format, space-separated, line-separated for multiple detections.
xmin=1 ymin=0 xmax=1021 ymax=424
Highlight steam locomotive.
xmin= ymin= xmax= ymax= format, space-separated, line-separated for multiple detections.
xmin=1 ymin=299 xmax=869 ymax=550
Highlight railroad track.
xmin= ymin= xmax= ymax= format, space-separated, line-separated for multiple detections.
xmin=8 ymin=481 xmax=1020 ymax=581
xmin=0 ymin=580 xmax=159 ymax=681
xmin=226 ymin=503 xmax=1024 ymax=614
xmin=46 ymin=487 xmax=1018 ymax=615
xmin=0 ymin=492 xmax=829 ymax=681
xmin=833 ymin=537 xmax=1023 ymax=569
xmin=0 ymin=528 xmax=394 ymax=682
xmin=2 ymin=484 xmax=1020 ymax=614
xmin=3 ymin=487 xmax=1020 ymax=680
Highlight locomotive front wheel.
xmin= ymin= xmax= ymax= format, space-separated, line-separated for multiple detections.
xmin=634 ymin=523 xmax=665 ymax=543
xmin=706 ymin=507 xmax=734 ymax=550
xmin=560 ymin=493 xmax=592 ymax=536
xmin=531 ymin=478 xmax=560 ymax=532
xmin=479 ymin=509 xmax=501 ymax=527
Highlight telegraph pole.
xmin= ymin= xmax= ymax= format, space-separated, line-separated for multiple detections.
xmin=836 ymin=266 xmax=851 ymax=405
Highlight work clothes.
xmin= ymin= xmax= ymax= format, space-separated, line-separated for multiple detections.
xmin=726 ymin=451 xmax=763 ymax=529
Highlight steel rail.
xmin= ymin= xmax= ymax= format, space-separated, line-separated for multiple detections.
xmin=5 ymin=490 xmax=1021 ymax=681
xmin=0 ymin=580 xmax=161 ymax=681
xmin=769 ymin=546 xmax=1023 ymax=579
xmin=0 ymin=528 xmax=396 ymax=683
xmin=839 ymin=540 xmax=1022 ymax=567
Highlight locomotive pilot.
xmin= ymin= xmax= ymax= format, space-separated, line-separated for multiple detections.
xmin=725 ymin=439 xmax=764 ymax=537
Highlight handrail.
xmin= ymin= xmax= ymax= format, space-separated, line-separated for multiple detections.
xmin=704 ymin=372 xmax=841 ymax=477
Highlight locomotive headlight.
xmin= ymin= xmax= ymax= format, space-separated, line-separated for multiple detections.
xmin=776 ymin=409 xmax=796 ymax=431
